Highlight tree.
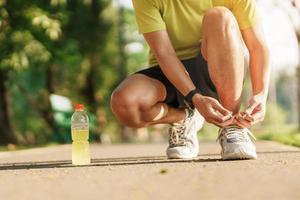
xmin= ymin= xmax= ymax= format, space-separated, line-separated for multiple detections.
xmin=270 ymin=0 xmax=300 ymax=129
xmin=0 ymin=0 xmax=147 ymax=144
xmin=287 ymin=0 xmax=300 ymax=129
xmin=0 ymin=0 xmax=60 ymax=144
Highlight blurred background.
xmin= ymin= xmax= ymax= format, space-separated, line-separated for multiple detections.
xmin=0 ymin=0 xmax=299 ymax=149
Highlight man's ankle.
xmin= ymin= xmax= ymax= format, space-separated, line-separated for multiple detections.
xmin=173 ymin=108 xmax=189 ymax=125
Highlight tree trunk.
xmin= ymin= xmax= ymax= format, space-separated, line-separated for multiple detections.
xmin=46 ymin=64 xmax=56 ymax=94
xmin=15 ymin=63 xmax=56 ymax=133
xmin=43 ymin=63 xmax=56 ymax=129
xmin=82 ymin=57 xmax=97 ymax=109
xmin=118 ymin=6 xmax=127 ymax=80
xmin=81 ymin=53 xmax=104 ymax=142
xmin=0 ymin=69 xmax=18 ymax=144
xmin=118 ymin=5 xmax=131 ymax=141
xmin=16 ymin=83 xmax=55 ymax=131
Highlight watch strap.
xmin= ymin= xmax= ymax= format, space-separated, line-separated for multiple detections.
xmin=184 ymin=88 xmax=201 ymax=108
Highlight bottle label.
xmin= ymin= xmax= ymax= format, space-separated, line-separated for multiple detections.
xmin=71 ymin=123 xmax=89 ymax=130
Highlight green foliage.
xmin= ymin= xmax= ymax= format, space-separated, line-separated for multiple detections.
xmin=263 ymin=102 xmax=288 ymax=126
xmin=259 ymin=124 xmax=300 ymax=148
xmin=275 ymin=73 xmax=298 ymax=123
xmin=1 ymin=0 xmax=297 ymax=147
xmin=0 ymin=0 xmax=113 ymax=144
xmin=0 ymin=0 xmax=149 ymax=145
xmin=198 ymin=123 xmax=219 ymax=141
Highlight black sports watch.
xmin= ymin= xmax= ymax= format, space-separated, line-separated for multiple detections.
xmin=184 ymin=88 xmax=201 ymax=108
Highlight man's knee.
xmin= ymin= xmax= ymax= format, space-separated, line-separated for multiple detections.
xmin=203 ymin=7 xmax=237 ymax=31
xmin=111 ymin=89 xmax=135 ymax=111
xmin=110 ymin=89 xmax=145 ymax=128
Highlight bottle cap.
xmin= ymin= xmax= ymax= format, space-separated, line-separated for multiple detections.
xmin=75 ymin=104 xmax=84 ymax=111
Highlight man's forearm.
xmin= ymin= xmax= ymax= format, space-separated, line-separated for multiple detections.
xmin=156 ymin=52 xmax=196 ymax=96
xmin=249 ymin=45 xmax=271 ymax=100
xmin=143 ymin=31 xmax=196 ymax=97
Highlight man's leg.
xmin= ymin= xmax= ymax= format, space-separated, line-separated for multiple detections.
xmin=111 ymin=74 xmax=203 ymax=159
xmin=201 ymin=7 xmax=245 ymax=114
xmin=111 ymin=74 xmax=185 ymax=128
xmin=201 ymin=7 xmax=257 ymax=160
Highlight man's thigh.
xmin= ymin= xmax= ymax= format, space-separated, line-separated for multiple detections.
xmin=135 ymin=66 xmax=179 ymax=107
xmin=113 ymin=74 xmax=167 ymax=108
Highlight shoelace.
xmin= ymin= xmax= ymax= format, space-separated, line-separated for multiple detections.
xmin=169 ymin=123 xmax=187 ymax=146
xmin=217 ymin=125 xmax=256 ymax=142
xmin=168 ymin=108 xmax=194 ymax=146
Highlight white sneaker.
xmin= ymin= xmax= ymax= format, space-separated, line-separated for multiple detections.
xmin=217 ymin=125 xmax=257 ymax=160
xmin=166 ymin=108 xmax=204 ymax=159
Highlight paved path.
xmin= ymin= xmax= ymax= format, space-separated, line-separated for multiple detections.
xmin=0 ymin=141 xmax=300 ymax=200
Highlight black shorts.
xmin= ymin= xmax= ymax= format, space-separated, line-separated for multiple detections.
xmin=135 ymin=53 xmax=218 ymax=108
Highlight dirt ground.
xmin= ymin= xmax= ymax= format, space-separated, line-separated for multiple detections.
xmin=0 ymin=141 xmax=300 ymax=200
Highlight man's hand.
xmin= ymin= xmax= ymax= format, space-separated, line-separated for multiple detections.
xmin=192 ymin=94 xmax=233 ymax=127
xmin=235 ymin=93 xmax=266 ymax=128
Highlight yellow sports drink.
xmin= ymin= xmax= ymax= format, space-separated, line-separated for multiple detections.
xmin=71 ymin=104 xmax=91 ymax=165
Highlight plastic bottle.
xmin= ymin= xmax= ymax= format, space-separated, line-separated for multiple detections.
xmin=71 ymin=104 xmax=91 ymax=165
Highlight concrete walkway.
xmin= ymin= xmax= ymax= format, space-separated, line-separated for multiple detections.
xmin=0 ymin=141 xmax=300 ymax=200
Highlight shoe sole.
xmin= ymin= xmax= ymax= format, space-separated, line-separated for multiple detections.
xmin=167 ymin=153 xmax=198 ymax=159
xmin=166 ymin=144 xmax=199 ymax=159
xmin=221 ymin=148 xmax=257 ymax=160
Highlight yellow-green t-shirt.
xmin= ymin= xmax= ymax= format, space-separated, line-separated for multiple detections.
xmin=132 ymin=0 xmax=261 ymax=66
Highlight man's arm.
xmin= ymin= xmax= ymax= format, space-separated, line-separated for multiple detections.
xmin=143 ymin=30 xmax=195 ymax=96
xmin=243 ymin=25 xmax=270 ymax=99
xmin=143 ymin=30 xmax=232 ymax=126
xmin=236 ymin=24 xmax=271 ymax=127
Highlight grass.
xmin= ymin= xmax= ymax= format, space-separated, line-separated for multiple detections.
xmin=256 ymin=124 xmax=300 ymax=148
xmin=258 ymin=129 xmax=300 ymax=148
xmin=259 ymin=133 xmax=300 ymax=147
xmin=199 ymin=123 xmax=300 ymax=148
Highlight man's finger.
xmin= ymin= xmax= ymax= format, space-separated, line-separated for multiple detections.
xmin=206 ymin=118 xmax=223 ymax=127
xmin=250 ymin=112 xmax=264 ymax=123
xmin=244 ymin=112 xmax=263 ymax=122
xmin=236 ymin=115 xmax=253 ymax=125
xmin=208 ymin=110 xmax=225 ymax=123
xmin=244 ymin=111 xmax=264 ymax=123
xmin=218 ymin=117 xmax=235 ymax=128
xmin=235 ymin=117 xmax=251 ymax=128
xmin=244 ymin=114 xmax=255 ymax=122
xmin=235 ymin=120 xmax=248 ymax=128
xmin=209 ymin=118 xmax=233 ymax=128
xmin=212 ymin=101 xmax=232 ymax=116
xmin=216 ymin=110 xmax=232 ymax=121
xmin=208 ymin=107 xmax=232 ymax=123
xmin=245 ymin=101 xmax=260 ymax=115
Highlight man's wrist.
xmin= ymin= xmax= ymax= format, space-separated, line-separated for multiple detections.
xmin=184 ymin=88 xmax=201 ymax=108
xmin=253 ymin=89 xmax=268 ymax=101
xmin=192 ymin=93 xmax=203 ymax=105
